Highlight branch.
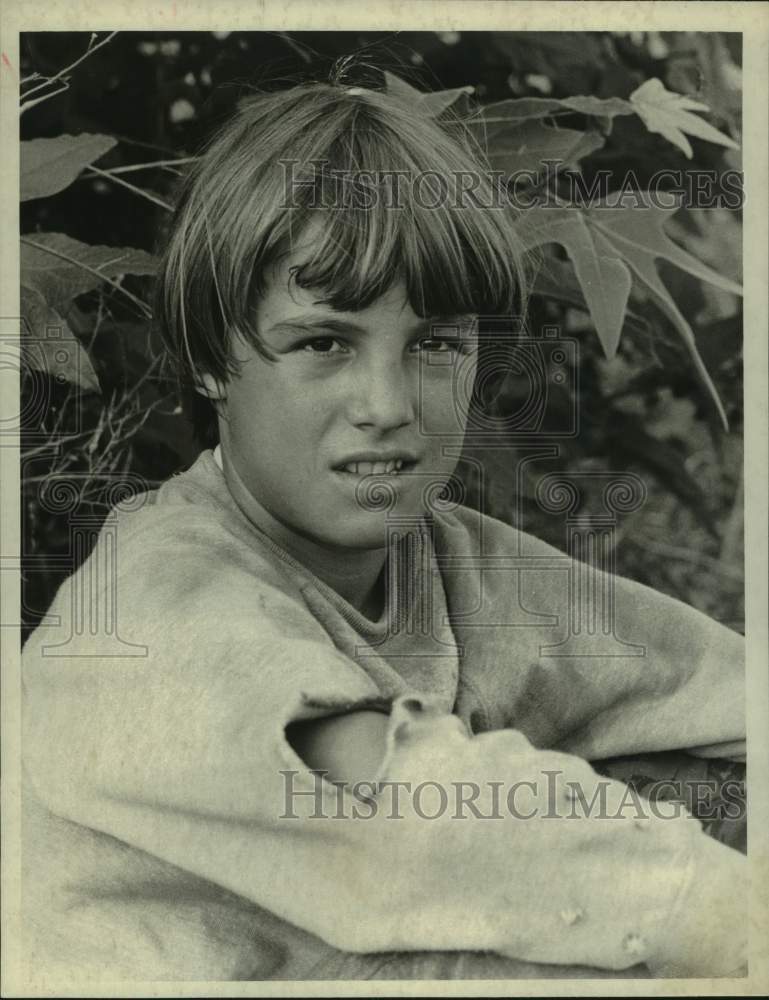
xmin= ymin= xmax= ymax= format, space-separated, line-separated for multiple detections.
xmin=21 ymin=32 xmax=119 ymax=102
xmin=100 ymin=157 xmax=198 ymax=176
xmin=20 ymin=83 xmax=70 ymax=115
xmin=84 ymin=164 xmax=174 ymax=211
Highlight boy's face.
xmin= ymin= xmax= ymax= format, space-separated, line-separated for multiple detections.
xmin=212 ymin=252 xmax=479 ymax=551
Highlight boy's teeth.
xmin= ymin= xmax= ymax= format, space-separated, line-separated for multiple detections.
xmin=340 ymin=459 xmax=406 ymax=475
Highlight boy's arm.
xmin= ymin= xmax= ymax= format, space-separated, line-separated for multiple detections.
xmin=285 ymin=699 xmax=746 ymax=977
xmin=22 ymin=556 xmax=746 ymax=978
xmin=445 ymin=512 xmax=746 ymax=762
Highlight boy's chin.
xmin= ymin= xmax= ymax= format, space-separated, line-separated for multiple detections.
xmin=310 ymin=510 xmax=424 ymax=552
xmin=313 ymin=521 xmax=395 ymax=552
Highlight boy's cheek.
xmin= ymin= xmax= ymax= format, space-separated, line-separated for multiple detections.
xmin=418 ymin=374 xmax=474 ymax=438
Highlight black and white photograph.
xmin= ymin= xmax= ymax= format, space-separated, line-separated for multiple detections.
xmin=2 ymin=1 xmax=768 ymax=994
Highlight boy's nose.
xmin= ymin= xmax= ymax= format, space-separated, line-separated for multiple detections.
xmin=349 ymin=362 xmax=417 ymax=431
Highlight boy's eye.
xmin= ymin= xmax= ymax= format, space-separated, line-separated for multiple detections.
xmin=415 ymin=337 xmax=474 ymax=355
xmin=298 ymin=337 xmax=347 ymax=355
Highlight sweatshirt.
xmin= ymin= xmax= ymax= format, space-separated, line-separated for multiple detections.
xmin=20 ymin=449 xmax=746 ymax=983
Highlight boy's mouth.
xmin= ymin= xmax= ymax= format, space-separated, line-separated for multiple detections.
xmin=332 ymin=456 xmax=418 ymax=477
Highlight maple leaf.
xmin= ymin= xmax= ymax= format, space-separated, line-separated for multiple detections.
xmin=519 ymin=195 xmax=742 ymax=429
xmin=519 ymin=209 xmax=631 ymax=359
xmin=629 ymin=78 xmax=740 ymax=159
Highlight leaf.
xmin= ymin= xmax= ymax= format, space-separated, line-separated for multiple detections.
xmin=485 ymin=119 xmax=605 ymax=174
xmin=20 ymin=286 xmax=100 ymax=393
xmin=384 ymin=72 xmax=471 ymax=117
xmin=420 ymin=86 xmax=474 ymax=117
xmin=519 ymin=209 xmax=632 ymax=359
xmin=629 ymin=78 xmax=740 ymax=159
xmin=519 ymin=195 xmax=740 ymax=428
xmin=531 ymin=257 xmax=651 ymax=337
xmin=586 ymin=198 xmax=743 ymax=297
xmin=20 ymin=133 xmax=117 ymax=201
xmin=584 ymin=197 xmax=741 ymax=428
xmin=383 ymin=71 xmax=423 ymax=102
xmin=477 ymin=95 xmax=633 ymax=123
xmin=21 ymin=233 xmax=158 ymax=308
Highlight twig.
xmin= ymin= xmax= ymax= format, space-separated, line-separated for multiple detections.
xmin=274 ymin=32 xmax=313 ymax=64
xmin=21 ymin=31 xmax=118 ymax=101
xmin=104 ymin=133 xmax=190 ymax=157
xmin=85 ymin=164 xmax=174 ymax=211
xmin=98 ymin=157 xmax=198 ymax=175
xmin=20 ymin=83 xmax=71 ymax=115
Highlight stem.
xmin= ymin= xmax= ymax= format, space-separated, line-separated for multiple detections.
xmin=20 ymin=84 xmax=70 ymax=115
xmin=21 ymin=31 xmax=118 ymax=101
xmin=93 ymin=157 xmax=198 ymax=176
xmin=84 ymin=164 xmax=173 ymax=211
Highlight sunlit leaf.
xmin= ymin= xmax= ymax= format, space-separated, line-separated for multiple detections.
xmin=20 ymin=133 xmax=117 ymax=201
xmin=478 ymin=95 xmax=633 ymax=123
xmin=584 ymin=196 xmax=741 ymax=428
xmin=629 ymin=78 xmax=740 ymax=159
xmin=586 ymin=199 xmax=742 ymax=294
xmin=519 ymin=193 xmax=739 ymax=428
xmin=519 ymin=209 xmax=631 ymax=359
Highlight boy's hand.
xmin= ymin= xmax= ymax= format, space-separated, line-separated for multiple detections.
xmin=292 ymin=695 xmax=746 ymax=977
xmin=286 ymin=709 xmax=390 ymax=785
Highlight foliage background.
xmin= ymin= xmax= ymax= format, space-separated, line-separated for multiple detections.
xmin=19 ymin=30 xmax=744 ymax=644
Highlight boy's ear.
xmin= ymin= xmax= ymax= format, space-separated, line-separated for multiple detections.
xmin=195 ymin=373 xmax=226 ymax=401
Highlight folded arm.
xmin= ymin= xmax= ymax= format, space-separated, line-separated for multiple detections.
xmin=22 ymin=560 xmax=747 ymax=978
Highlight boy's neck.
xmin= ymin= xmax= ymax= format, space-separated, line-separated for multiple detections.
xmin=213 ymin=445 xmax=388 ymax=621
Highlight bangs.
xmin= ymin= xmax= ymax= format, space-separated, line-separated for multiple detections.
xmin=258 ymin=91 xmax=527 ymax=323
xmin=275 ymin=116 xmax=526 ymax=320
xmin=156 ymin=83 xmax=529 ymax=387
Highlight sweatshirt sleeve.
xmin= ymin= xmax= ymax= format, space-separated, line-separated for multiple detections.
xmin=441 ymin=510 xmax=746 ymax=762
xmin=554 ymin=566 xmax=746 ymax=762
xmin=21 ymin=527 xmax=745 ymax=977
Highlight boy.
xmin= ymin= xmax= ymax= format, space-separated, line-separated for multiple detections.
xmin=21 ymin=81 xmax=746 ymax=982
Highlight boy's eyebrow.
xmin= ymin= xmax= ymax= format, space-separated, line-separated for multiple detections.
xmin=264 ymin=314 xmax=477 ymax=338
